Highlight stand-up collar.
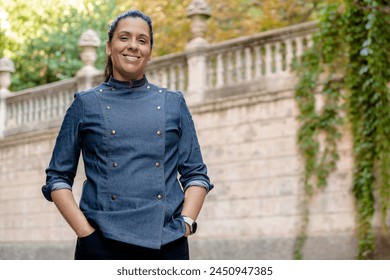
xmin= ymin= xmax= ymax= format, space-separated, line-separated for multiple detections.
xmin=107 ymin=75 xmax=148 ymax=89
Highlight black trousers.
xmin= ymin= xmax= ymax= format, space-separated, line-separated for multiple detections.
xmin=74 ymin=230 xmax=189 ymax=260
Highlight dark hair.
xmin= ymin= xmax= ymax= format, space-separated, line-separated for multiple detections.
xmin=104 ymin=10 xmax=154 ymax=82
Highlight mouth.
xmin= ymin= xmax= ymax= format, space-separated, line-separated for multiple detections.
xmin=123 ymin=54 xmax=141 ymax=62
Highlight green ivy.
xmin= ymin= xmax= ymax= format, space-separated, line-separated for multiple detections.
xmin=293 ymin=0 xmax=390 ymax=259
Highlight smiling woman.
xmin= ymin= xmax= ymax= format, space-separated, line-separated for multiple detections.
xmin=42 ymin=10 xmax=214 ymax=260
xmin=105 ymin=17 xmax=152 ymax=82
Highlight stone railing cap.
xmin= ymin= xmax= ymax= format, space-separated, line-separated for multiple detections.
xmin=187 ymin=0 xmax=211 ymax=17
xmin=0 ymin=57 xmax=15 ymax=72
xmin=78 ymin=29 xmax=101 ymax=47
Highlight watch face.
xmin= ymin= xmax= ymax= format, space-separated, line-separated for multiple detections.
xmin=192 ymin=222 xmax=197 ymax=234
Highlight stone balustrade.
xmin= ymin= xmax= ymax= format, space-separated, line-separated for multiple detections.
xmin=205 ymin=22 xmax=314 ymax=88
xmin=0 ymin=21 xmax=317 ymax=137
xmin=146 ymin=53 xmax=189 ymax=93
xmin=5 ymin=78 xmax=79 ymax=135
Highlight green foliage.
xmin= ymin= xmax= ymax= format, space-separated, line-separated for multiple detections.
xmin=0 ymin=29 xmax=5 ymax=58
xmin=293 ymin=4 xmax=344 ymax=259
xmin=344 ymin=0 xmax=390 ymax=259
xmin=10 ymin=1 xmax=115 ymax=90
xmin=294 ymin=0 xmax=390 ymax=259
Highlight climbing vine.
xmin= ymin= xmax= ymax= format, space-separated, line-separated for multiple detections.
xmin=293 ymin=0 xmax=390 ymax=259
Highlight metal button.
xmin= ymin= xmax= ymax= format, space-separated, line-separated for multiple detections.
xmin=111 ymin=194 xmax=117 ymax=200
xmin=106 ymin=106 xmax=111 ymax=110
xmin=147 ymin=85 xmax=150 ymax=89
xmin=158 ymin=90 xmax=162 ymax=93
xmin=155 ymin=162 xmax=161 ymax=168
xmin=111 ymin=88 xmax=115 ymax=91
xmin=156 ymin=130 xmax=162 ymax=136
xmin=99 ymin=89 xmax=103 ymax=92
xmin=112 ymin=162 xmax=118 ymax=167
xmin=157 ymin=194 xmax=163 ymax=200
xmin=157 ymin=106 xmax=161 ymax=110
xmin=111 ymin=130 xmax=116 ymax=135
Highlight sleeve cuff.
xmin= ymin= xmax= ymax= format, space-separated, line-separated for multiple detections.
xmin=184 ymin=180 xmax=210 ymax=193
xmin=51 ymin=182 xmax=72 ymax=192
xmin=41 ymin=182 xmax=72 ymax=202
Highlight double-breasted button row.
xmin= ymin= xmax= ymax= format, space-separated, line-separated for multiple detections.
xmin=156 ymin=106 xmax=162 ymax=135
xmin=146 ymin=85 xmax=163 ymax=94
xmin=99 ymin=88 xmax=115 ymax=92
xmin=155 ymin=101 xmax=162 ymax=169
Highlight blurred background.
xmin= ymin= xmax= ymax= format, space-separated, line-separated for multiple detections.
xmin=0 ymin=0 xmax=389 ymax=260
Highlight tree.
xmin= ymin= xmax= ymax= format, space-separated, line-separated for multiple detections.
xmin=4 ymin=0 xmax=116 ymax=90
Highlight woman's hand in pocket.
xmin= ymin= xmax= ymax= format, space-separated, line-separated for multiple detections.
xmin=77 ymin=225 xmax=96 ymax=238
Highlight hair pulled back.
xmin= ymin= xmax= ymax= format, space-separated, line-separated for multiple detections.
xmin=104 ymin=10 xmax=154 ymax=82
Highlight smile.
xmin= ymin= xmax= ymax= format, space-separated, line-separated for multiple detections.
xmin=123 ymin=54 xmax=140 ymax=61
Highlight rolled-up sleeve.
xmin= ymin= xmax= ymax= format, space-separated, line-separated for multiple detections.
xmin=41 ymin=93 xmax=84 ymax=201
xmin=177 ymin=94 xmax=214 ymax=193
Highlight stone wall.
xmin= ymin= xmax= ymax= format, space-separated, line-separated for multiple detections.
xmin=1 ymin=20 xmax=383 ymax=259
xmin=189 ymin=86 xmax=357 ymax=259
xmin=0 ymin=82 xmax=360 ymax=259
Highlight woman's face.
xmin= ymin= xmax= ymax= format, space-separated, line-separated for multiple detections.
xmin=106 ymin=17 xmax=152 ymax=81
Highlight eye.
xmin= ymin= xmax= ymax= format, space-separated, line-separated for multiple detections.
xmin=120 ymin=36 xmax=128 ymax=41
xmin=138 ymin=39 xmax=147 ymax=44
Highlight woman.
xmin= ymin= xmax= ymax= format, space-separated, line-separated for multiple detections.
xmin=42 ymin=10 xmax=213 ymax=260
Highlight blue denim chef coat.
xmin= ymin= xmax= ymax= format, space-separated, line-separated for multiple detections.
xmin=42 ymin=76 xmax=213 ymax=249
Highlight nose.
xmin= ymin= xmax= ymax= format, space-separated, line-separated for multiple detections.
xmin=127 ymin=38 xmax=138 ymax=50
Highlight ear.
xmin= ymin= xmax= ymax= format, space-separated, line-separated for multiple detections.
xmin=106 ymin=41 xmax=111 ymax=56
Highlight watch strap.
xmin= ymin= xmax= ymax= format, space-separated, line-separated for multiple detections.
xmin=182 ymin=216 xmax=195 ymax=234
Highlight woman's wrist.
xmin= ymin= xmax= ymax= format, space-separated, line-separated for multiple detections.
xmin=76 ymin=225 xmax=95 ymax=238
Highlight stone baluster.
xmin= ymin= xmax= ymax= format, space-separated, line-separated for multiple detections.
xmin=295 ymin=36 xmax=304 ymax=63
xmin=245 ymin=47 xmax=252 ymax=81
xmin=236 ymin=49 xmax=243 ymax=83
xmin=254 ymin=46 xmax=262 ymax=78
xmin=285 ymin=38 xmax=293 ymax=72
xmin=161 ymin=67 xmax=168 ymax=88
xmin=265 ymin=44 xmax=273 ymax=76
xmin=169 ymin=65 xmax=175 ymax=89
xmin=216 ymin=53 xmax=224 ymax=88
xmin=76 ymin=29 xmax=101 ymax=90
xmin=178 ymin=63 xmax=186 ymax=90
xmin=275 ymin=42 xmax=283 ymax=74
xmin=0 ymin=57 xmax=15 ymax=137
xmin=185 ymin=0 xmax=211 ymax=104
xmin=226 ymin=51 xmax=233 ymax=85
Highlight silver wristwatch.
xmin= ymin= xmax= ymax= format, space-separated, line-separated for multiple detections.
xmin=183 ymin=216 xmax=197 ymax=235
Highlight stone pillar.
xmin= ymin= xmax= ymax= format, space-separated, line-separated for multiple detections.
xmin=185 ymin=0 xmax=211 ymax=104
xmin=0 ymin=57 xmax=15 ymax=137
xmin=76 ymin=29 xmax=101 ymax=90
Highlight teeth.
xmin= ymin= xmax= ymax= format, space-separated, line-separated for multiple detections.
xmin=124 ymin=55 xmax=139 ymax=61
